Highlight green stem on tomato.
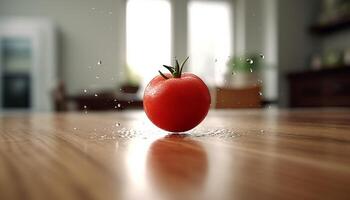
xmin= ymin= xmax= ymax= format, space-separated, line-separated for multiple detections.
xmin=179 ymin=56 xmax=189 ymax=75
xmin=158 ymin=57 xmax=189 ymax=79
xmin=158 ymin=70 xmax=169 ymax=80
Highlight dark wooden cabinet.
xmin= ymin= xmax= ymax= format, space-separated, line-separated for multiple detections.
xmin=70 ymin=92 xmax=143 ymax=111
xmin=288 ymin=67 xmax=350 ymax=107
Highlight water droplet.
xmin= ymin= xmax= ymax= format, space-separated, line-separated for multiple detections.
xmin=97 ymin=60 xmax=102 ymax=65
xmin=115 ymin=122 xmax=120 ymax=127
xmin=114 ymin=106 xmax=117 ymax=108
xmin=84 ymin=110 xmax=88 ymax=114
xmin=95 ymin=75 xmax=100 ymax=79
xmin=94 ymin=94 xmax=98 ymax=97
xmin=109 ymin=11 xmax=113 ymax=15
xmin=73 ymin=127 xmax=77 ymax=130
xmin=114 ymin=99 xmax=117 ymax=102
xmin=260 ymin=54 xmax=265 ymax=59
xmin=232 ymin=71 xmax=236 ymax=76
xmin=214 ymin=58 xmax=218 ymax=63
xmin=117 ymin=103 xmax=121 ymax=108
xmin=83 ymin=89 xmax=87 ymax=93
xmin=91 ymin=7 xmax=96 ymax=10
xmin=258 ymin=92 xmax=262 ymax=96
xmin=83 ymin=105 xmax=87 ymax=109
xmin=260 ymin=129 xmax=265 ymax=134
xmin=246 ymin=59 xmax=254 ymax=64
xmin=250 ymin=68 xmax=253 ymax=73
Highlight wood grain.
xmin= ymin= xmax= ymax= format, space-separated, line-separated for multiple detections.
xmin=0 ymin=109 xmax=350 ymax=200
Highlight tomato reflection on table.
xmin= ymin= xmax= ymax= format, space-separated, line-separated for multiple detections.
xmin=146 ymin=134 xmax=208 ymax=195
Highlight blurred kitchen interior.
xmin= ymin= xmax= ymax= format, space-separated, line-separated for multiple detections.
xmin=0 ymin=0 xmax=349 ymax=112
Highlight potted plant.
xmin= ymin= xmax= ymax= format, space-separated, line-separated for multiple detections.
xmin=120 ymin=65 xmax=140 ymax=94
xmin=225 ymin=54 xmax=262 ymax=88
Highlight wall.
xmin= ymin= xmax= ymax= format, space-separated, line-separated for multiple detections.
xmin=0 ymin=0 xmax=126 ymax=95
xmin=235 ymin=0 xmax=278 ymax=102
xmin=277 ymin=0 xmax=320 ymax=107
xmin=230 ymin=0 xmax=325 ymax=106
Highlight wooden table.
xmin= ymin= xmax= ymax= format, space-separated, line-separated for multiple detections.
xmin=0 ymin=109 xmax=350 ymax=200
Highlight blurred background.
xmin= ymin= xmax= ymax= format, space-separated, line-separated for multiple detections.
xmin=0 ymin=0 xmax=349 ymax=112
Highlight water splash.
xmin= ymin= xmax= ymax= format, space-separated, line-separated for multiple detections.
xmin=116 ymin=128 xmax=141 ymax=139
xmin=246 ymin=58 xmax=253 ymax=64
xmin=190 ymin=128 xmax=241 ymax=139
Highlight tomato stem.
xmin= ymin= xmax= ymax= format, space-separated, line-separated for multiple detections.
xmin=158 ymin=70 xmax=169 ymax=79
xmin=179 ymin=56 xmax=189 ymax=75
xmin=158 ymin=57 xmax=189 ymax=79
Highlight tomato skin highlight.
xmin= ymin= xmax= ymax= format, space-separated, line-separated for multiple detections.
xmin=143 ymin=73 xmax=211 ymax=132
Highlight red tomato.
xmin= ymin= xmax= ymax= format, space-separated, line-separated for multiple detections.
xmin=143 ymin=57 xmax=211 ymax=132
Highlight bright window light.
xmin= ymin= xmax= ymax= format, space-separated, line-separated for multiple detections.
xmin=188 ymin=1 xmax=232 ymax=86
xmin=126 ymin=0 xmax=171 ymax=95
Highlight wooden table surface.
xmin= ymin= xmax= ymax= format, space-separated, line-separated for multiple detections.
xmin=0 ymin=109 xmax=350 ymax=200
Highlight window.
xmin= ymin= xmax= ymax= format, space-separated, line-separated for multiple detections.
xmin=126 ymin=0 xmax=233 ymax=89
xmin=126 ymin=0 xmax=171 ymax=95
xmin=188 ymin=1 xmax=233 ymax=85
